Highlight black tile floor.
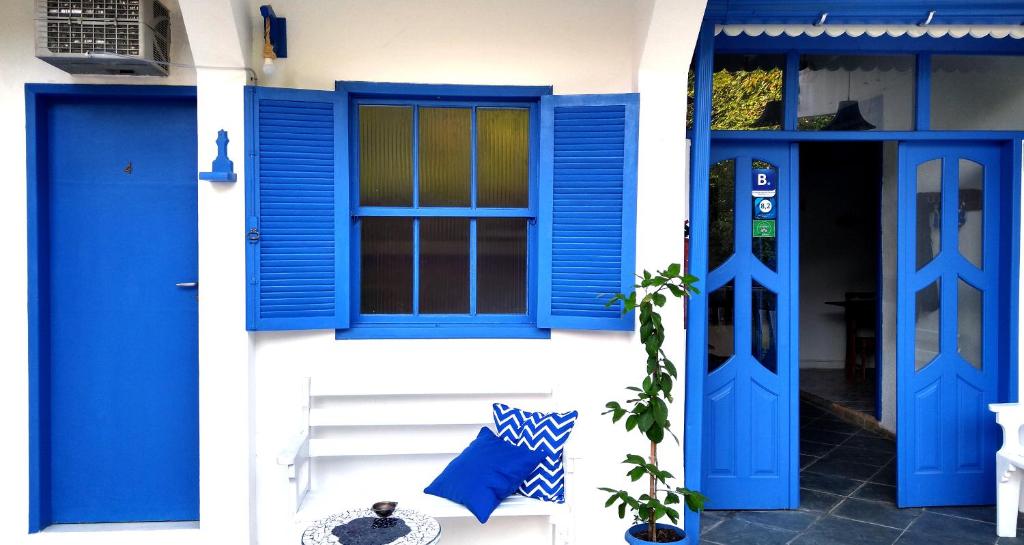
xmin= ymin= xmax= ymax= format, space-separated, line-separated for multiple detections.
xmin=801 ymin=369 xmax=877 ymax=417
xmin=701 ymin=401 xmax=1023 ymax=545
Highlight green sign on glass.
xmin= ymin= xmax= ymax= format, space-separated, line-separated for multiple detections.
xmin=753 ymin=219 xmax=776 ymax=238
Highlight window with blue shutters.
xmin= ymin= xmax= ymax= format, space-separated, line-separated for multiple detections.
xmin=245 ymin=84 xmax=639 ymax=336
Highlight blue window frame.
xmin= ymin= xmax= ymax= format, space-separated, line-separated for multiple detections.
xmin=338 ymin=85 xmax=549 ymax=339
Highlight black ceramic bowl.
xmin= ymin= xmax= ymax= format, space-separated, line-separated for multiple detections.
xmin=372 ymin=501 xmax=397 ymax=518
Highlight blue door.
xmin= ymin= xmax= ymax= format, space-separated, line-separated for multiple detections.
xmin=897 ymin=142 xmax=1003 ymax=507
xmin=703 ymin=142 xmax=798 ymax=510
xmin=44 ymin=94 xmax=199 ymax=523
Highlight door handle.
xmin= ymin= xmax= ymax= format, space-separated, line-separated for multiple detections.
xmin=175 ymin=282 xmax=199 ymax=288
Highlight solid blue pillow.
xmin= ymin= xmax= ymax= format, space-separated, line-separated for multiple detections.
xmin=424 ymin=427 xmax=550 ymax=523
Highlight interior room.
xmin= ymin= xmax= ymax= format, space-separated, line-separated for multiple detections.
xmin=798 ymin=141 xmax=889 ymax=425
xmin=796 ymin=140 xmax=902 ymax=511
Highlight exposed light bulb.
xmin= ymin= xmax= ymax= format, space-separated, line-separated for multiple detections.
xmin=262 ymin=56 xmax=276 ymax=76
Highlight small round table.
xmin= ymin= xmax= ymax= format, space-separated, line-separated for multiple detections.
xmin=301 ymin=507 xmax=441 ymax=545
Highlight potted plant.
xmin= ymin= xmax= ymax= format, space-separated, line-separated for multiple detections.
xmin=600 ymin=264 xmax=707 ymax=544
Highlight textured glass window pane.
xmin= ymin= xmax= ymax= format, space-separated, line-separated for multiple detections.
xmin=361 ymin=218 xmax=413 ymax=314
xmin=712 ymin=54 xmax=785 ymax=130
xmin=798 ymin=55 xmax=915 ymax=131
xmin=933 ymin=56 xmax=1024 ymax=130
xmin=959 ymin=159 xmax=984 ymax=270
xmin=708 ymin=281 xmax=735 ymax=373
xmin=709 ymin=159 xmax=735 ymax=271
xmin=420 ymin=218 xmax=470 ymax=314
xmin=420 ymin=108 xmax=471 ymax=207
xmin=477 ymin=219 xmax=527 ymax=314
xmin=958 ymin=278 xmax=982 ymax=370
xmin=916 ymin=159 xmax=942 ymax=271
xmin=477 ymin=108 xmax=530 ymax=208
xmin=360 ymin=106 xmax=412 ymax=206
xmin=915 ymin=279 xmax=941 ymax=371
xmin=752 ymin=160 xmax=778 ymax=272
xmin=751 ymin=281 xmax=778 ymax=374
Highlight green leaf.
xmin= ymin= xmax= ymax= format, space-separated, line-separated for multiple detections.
xmin=638 ymin=411 xmax=654 ymax=432
xmin=605 ymin=495 xmax=619 ymax=508
xmin=665 ymin=492 xmax=680 ymax=505
xmin=624 ymin=454 xmax=646 ymax=465
xmin=598 ymin=487 xmax=619 ymax=493
xmin=666 ymin=507 xmax=680 ymax=524
xmin=652 ymin=397 xmax=669 ymax=426
xmin=666 ymin=283 xmax=684 ymax=297
xmin=663 ymin=359 xmax=678 ymax=378
xmin=625 ymin=386 xmax=642 ymax=393
xmin=646 ymin=424 xmax=665 ymax=443
xmin=678 ymin=487 xmax=709 ymax=513
xmin=653 ymin=503 xmax=667 ymax=521
xmin=625 ymin=414 xmax=638 ymax=431
xmin=667 ymin=263 xmax=681 ymax=276
xmin=628 ymin=467 xmax=645 ymax=481
xmin=618 ymin=503 xmax=626 ymax=519
xmin=661 ymin=376 xmax=673 ymax=396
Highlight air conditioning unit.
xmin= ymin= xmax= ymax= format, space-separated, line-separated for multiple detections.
xmin=35 ymin=0 xmax=171 ymax=76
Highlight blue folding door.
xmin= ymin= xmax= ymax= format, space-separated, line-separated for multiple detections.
xmin=897 ymin=142 xmax=1002 ymax=507
xmin=702 ymin=142 xmax=797 ymax=510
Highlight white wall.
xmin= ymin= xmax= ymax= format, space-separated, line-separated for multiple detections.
xmin=0 ymin=2 xmax=198 ymax=544
xmin=244 ymin=1 xmax=704 ymax=544
xmin=798 ymin=143 xmax=881 ymax=370
xmin=880 ymin=142 xmax=899 ymax=432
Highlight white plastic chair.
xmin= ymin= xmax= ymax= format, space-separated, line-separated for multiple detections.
xmin=990 ymin=403 xmax=1024 ymax=537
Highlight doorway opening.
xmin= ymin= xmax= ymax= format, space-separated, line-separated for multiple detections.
xmin=797 ymin=141 xmax=899 ymax=508
xmin=798 ymin=141 xmax=889 ymax=429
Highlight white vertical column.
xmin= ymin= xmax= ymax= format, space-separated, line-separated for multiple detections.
xmin=195 ymin=66 xmax=254 ymax=544
xmin=635 ymin=0 xmax=707 ymax=533
xmin=177 ymin=0 xmax=255 ymax=539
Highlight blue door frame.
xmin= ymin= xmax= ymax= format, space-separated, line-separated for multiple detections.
xmin=685 ymin=22 xmax=1023 ymax=542
xmin=26 ymin=84 xmax=199 ymax=532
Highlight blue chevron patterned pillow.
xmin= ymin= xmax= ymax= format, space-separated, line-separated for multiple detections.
xmin=492 ymin=403 xmax=579 ymax=503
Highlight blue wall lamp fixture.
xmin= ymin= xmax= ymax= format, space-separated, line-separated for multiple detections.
xmin=260 ymin=5 xmax=287 ymax=76
xmin=199 ymin=130 xmax=237 ymax=182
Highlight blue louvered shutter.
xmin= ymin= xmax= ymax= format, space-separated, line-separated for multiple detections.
xmin=537 ymin=94 xmax=639 ymax=331
xmin=245 ymin=87 xmax=350 ymax=331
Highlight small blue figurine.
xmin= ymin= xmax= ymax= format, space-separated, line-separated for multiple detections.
xmin=199 ymin=129 xmax=237 ymax=182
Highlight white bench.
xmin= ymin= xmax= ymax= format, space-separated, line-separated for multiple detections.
xmin=991 ymin=403 xmax=1024 ymax=537
xmin=278 ymin=377 xmax=574 ymax=543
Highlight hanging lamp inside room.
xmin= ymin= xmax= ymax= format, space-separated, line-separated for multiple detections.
xmin=751 ymin=99 xmax=784 ymax=128
xmin=823 ymin=70 xmax=875 ymax=131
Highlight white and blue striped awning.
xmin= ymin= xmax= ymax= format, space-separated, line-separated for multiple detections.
xmin=715 ymin=24 xmax=1024 ymax=40
xmin=706 ymin=1 xmax=1024 ymax=26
